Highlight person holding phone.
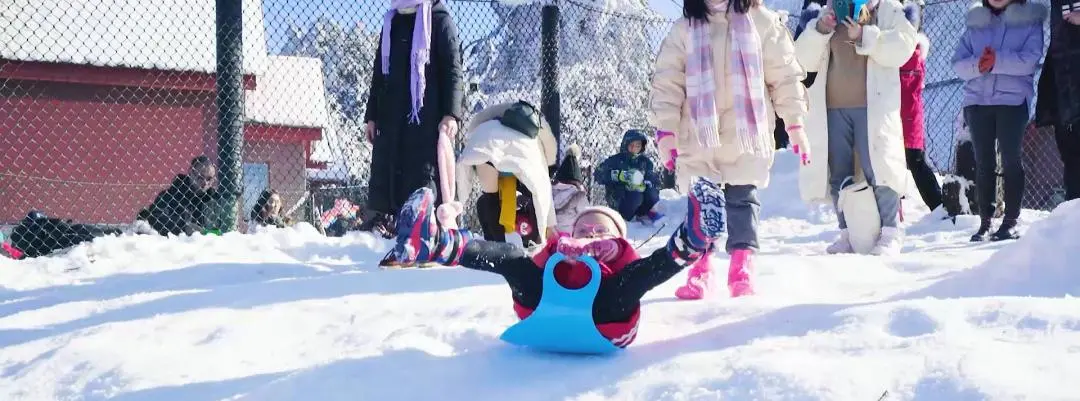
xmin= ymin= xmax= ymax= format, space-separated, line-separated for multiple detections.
xmin=1035 ymin=0 xmax=1080 ymax=205
xmin=952 ymin=0 xmax=1046 ymax=241
xmin=794 ymin=0 xmax=917 ymax=255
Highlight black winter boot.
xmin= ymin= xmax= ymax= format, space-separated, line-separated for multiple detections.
xmin=476 ymin=192 xmax=506 ymax=242
xmin=970 ymin=217 xmax=992 ymax=242
xmin=990 ymin=218 xmax=1020 ymax=241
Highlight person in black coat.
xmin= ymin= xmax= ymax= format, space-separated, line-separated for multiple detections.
xmin=1035 ymin=3 xmax=1080 ymax=203
xmin=142 ymin=155 xmax=231 ymax=236
xmin=361 ymin=0 xmax=464 ymax=237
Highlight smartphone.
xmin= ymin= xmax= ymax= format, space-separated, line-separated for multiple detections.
xmin=832 ymin=0 xmax=853 ymax=19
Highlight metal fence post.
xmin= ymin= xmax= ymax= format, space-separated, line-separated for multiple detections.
xmin=216 ymin=0 xmax=245 ymax=232
xmin=541 ymin=0 xmax=561 ymax=154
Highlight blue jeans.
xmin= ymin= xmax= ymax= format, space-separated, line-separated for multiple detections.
xmin=827 ymin=107 xmax=901 ymax=229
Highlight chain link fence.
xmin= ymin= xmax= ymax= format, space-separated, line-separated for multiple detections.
xmin=0 ymin=0 xmax=1068 ymax=258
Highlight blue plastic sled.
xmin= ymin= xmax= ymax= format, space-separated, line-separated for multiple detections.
xmin=500 ymin=252 xmax=622 ymax=355
xmin=852 ymin=0 xmax=867 ymax=18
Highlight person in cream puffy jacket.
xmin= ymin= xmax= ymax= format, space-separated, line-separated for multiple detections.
xmin=649 ymin=0 xmax=809 ymax=299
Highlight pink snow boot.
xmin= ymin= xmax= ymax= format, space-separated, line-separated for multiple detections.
xmin=727 ymin=249 xmax=755 ymax=297
xmin=675 ymin=256 xmax=713 ymax=300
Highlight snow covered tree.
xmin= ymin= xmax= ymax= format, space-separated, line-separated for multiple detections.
xmin=466 ymin=0 xmax=666 ymax=169
xmin=280 ymin=18 xmax=381 ymax=184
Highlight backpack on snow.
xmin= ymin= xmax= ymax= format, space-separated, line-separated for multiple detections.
xmin=9 ymin=211 xmax=122 ymax=259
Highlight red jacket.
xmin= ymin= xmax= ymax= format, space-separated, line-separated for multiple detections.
xmin=511 ymin=234 xmax=643 ymax=348
xmin=900 ymin=38 xmax=927 ymax=150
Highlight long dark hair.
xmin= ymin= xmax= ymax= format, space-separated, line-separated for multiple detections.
xmin=683 ymin=0 xmax=756 ymax=21
xmin=250 ymin=189 xmax=280 ymax=221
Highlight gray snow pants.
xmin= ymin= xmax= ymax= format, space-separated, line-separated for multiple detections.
xmin=722 ymin=184 xmax=760 ymax=252
xmin=826 ymin=107 xmax=901 ymax=229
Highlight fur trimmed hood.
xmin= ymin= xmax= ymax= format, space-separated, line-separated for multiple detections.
xmin=966 ymin=1 xmax=1047 ymax=28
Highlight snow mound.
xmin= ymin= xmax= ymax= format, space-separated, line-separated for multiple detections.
xmin=908 ymin=199 xmax=1080 ymax=299
xmin=1 ymin=151 xmax=1078 ymax=401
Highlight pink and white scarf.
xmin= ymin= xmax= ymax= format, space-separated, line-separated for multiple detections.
xmin=381 ymin=0 xmax=432 ymax=124
xmin=686 ymin=0 xmax=772 ymax=157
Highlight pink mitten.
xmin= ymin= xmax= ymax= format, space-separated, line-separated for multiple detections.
xmin=656 ymin=130 xmax=678 ymax=171
xmin=556 ymin=236 xmax=621 ymax=263
xmin=787 ymin=125 xmax=811 ymax=165
xmin=436 ymin=202 xmax=464 ymax=229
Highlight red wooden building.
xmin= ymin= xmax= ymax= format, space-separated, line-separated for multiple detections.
xmin=0 ymin=0 xmax=332 ymax=225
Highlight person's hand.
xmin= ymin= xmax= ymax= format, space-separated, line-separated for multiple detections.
xmin=1066 ymin=12 xmax=1080 ymax=25
xmin=656 ymin=130 xmax=678 ymax=172
xmin=365 ymin=121 xmax=376 ymax=143
xmin=787 ymin=125 xmax=811 ymax=166
xmin=439 ymin=115 xmax=459 ymax=139
xmin=556 ymin=236 xmax=622 ymax=263
xmin=978 ymin=46 xmax=995 ymax=74
xmin=817 ymin=4 xmax=838 ymax=34
xmin=842 ymin=16 xmax=862 ymax=41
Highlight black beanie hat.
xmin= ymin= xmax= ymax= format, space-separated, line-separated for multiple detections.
xmin=555 ymin=144 xmax=583 ymax=184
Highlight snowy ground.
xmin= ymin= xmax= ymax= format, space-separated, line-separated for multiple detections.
xmin=2 ymin=152 xmax=1079 ymax=401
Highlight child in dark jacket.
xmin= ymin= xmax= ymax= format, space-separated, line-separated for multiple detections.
xmin=594 ymin=129 xmax=663 ymax=223
xmin=389 ymin=177 xmax=727 ymax=348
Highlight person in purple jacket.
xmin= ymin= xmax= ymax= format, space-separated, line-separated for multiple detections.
xmin=952 ymin=0 xmax=1046 ymax=242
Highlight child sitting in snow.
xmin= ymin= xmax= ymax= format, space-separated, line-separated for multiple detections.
xmin=551 ymin=144 xmax=591 ymax=233
xmin=388 ymin=177 xmax=726 ymax=348
xmin=594 ymin=129 xmax=663 ymax=224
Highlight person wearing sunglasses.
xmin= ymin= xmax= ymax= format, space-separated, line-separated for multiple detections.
xmin=386 ymin=177 xmax=727 ymax=348
xmin=141 ymin=155 xmax=229 ymax=236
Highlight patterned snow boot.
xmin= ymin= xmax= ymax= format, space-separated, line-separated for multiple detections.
xmin=668 ymin=177 xmax=726 ymax=300
xmin=390 ymin=188 xmax=470 ymax=267
xmin=727 ymin=249 xmax=755 ymax=297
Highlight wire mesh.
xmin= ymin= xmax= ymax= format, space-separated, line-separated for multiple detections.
xmin=0 ymin=0 xmax=1069 ymax=258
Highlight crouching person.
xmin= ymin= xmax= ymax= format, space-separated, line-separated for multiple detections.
xmin=142 ymin=155 xmax=233 ymax=236
xmin=595 ymin=129 xmax=663 ymax=225
xmin=456 ymin=101 xmax=558 ymax=248
xmin=389 ymin=177 xmax=727 ymax=348
xmin=552 ymin=144 xmax=592 ymax=233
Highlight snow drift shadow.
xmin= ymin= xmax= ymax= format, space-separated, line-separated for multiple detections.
xmin=156 ymin=302 xmax=862 ymax=401
xmin=0 ymin=263 xmax=500 ymax=348
xmin=103 ymin=371 xmax=289 ymax=401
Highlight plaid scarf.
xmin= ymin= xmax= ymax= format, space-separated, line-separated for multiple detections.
xmin=687 ymin=1 xmax=772 ymax=157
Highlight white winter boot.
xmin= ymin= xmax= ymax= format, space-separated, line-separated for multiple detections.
xmin=826 ymin=229 xmax=854 ymax=254
xmin=871 ymin=226 xmax=903 ymax=256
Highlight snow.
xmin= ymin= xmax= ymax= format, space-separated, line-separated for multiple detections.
xmin=2 ymin=151 xmax=1078 ymax=400
xmin=244 ymin=56 xmax=330 ymax=129
xmin=0 ymin=0 xmax=269 ymax=75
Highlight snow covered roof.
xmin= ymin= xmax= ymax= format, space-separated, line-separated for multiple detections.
xmin=244 ymin=56 xmax=330 ymax=129
xmin=307 ymin=159 xmax=350 ymax=182
xmin=0 ymin=0 xmax=268 ymax=75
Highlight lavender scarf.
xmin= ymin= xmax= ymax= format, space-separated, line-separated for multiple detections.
xmin=381 ymin=0 xmax=432 ymax=124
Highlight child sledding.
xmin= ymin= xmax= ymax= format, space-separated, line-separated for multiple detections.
xmin=388 ymin=176 xmax=727 ymax=349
